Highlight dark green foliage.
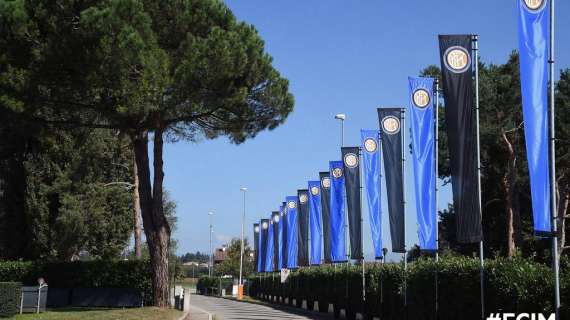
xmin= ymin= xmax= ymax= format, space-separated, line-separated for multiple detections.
xmin=213 ymin=238 xmax=254 ymax=278
xmin=196 ymin=276 xmax=233 ymax=295
xmin=0 ymin=282 xmax=21 ymax=317
xmin=247 ymin=256 xmax=568 ymax=320
xmin=0 ymin=260 xmax=152 ymax=305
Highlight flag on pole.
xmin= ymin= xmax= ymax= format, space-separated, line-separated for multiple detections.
xmin=319 ymin=172 xmax=333 ymax=263
xmin=272 ymin=211 xmax=280 ymax=271
xmin=517 ymin=0 xmax=552 ymax=236
xmin=330 ymin=161 xmax=347 ymax=262
xmin=378 ymin=108 xmax=406 ymax=253
xmin=297 ymin=190 xmax=310 ymax=267
xmin=260 ymin=219 xmax=269 ymax=272
xmin=342 ymin=147 xmax=363 ymax=259
xmin=281 ymin=201 xmax=288 ymax=268
xmin=254 ymin=223 xmax=260 ymax=272
xmin=361 ymin=130 xmax=383 ymax=259
xmin=408 ymin=77 xmax=437 ymax=251
xmin=278 ymin=206 xmax=284 ymax=270
xmin=308 ymin=181 xmax=323 ymax=265
xmin=265 ymin=217 xmax=275 ymax=272
xmin=286 ymin=196 xmax=299 ymax=269
xmin=438 ymin=35 xmax=483 ymax=243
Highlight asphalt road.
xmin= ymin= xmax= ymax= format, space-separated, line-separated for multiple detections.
xmin=188 ymin=294 xmax=336 ymax=320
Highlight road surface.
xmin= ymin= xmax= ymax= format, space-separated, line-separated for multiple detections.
xmin=187 ymin=294 xmax=335 ymax=320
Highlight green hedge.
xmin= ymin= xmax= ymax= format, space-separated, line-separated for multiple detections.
xmin=196 ymin=276 xmax=234 ymax=295
xmin=247 ymin=256 xmax=569 ymax=320
xmin=0 ymin=282 xmax=21 ymax=317
xmin=0 ymin=260 xmax=152 ymax=305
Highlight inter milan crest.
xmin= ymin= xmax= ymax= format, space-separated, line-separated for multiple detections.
xmin=364 ymin=138 xmax=378 ymax=153
xmin=344 ymin=153 xmax=358 ymax=168
xmin=382 ymin=116 xmax=401 ymax=135
xmin=523 ymin=0 xmax=545 ymax=11
xmin=444 ymin=46 xmax=471 ymax=74
xmin=262 ymin=221 xmax=268 ymax=229
xmin=321 ymin=177 xmax=331 ymax=189
xmin=287 ymin=200 xmax=296 ymax=209
xmin=254 ymin=225 xmax=260 ymax=233
xmin=310 ymin=186 xmax=320 ymax=196
xmin=413 ymin=89 xmax=431 ymax=108
xmin=332 ymin=167 xmax=343 ymax=179
xmin=299 ymin=193 xmax=308 ymax=204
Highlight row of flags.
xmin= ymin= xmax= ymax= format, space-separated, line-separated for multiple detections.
xmin=252 ymin=0 xmax=554 ymax=273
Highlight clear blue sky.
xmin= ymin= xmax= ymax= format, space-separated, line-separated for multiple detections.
xmin=160 ymin=0 xmax=570 ymax=261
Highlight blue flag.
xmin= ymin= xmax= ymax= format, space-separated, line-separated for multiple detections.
xmin=408 ymin=77 xmax=437 ymax=251
xmin=278 ymin=205 xmax=284 ymax=270
xmin=329 ymin=161 xmax=347 ymax=262
xmin=517 ymin=0 xmax=551 ymax=236
xmin=259 ymin=219 xmax=269 ymax=272
xmin=361 ymin=130 xmax=383 ymax=258
xmin=286 ymin=196 xmax=298 ymax=269
xmin=255 ymin=223 xmax=261 ymax=272
xmin=308 ymin=181 xmax=323 ymax=265
xmin=265 ymin=219 xmax=275 ymax=272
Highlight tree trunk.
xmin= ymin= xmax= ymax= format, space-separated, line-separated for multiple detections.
xmin=132 ymin=129 xmax=171 ymax=307
xmin=133 ymin=158 xmax=142 ymax=260
xmin=502 ymin=131 xmax=520 ymax=258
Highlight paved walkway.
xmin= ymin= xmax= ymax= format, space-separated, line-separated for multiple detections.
xmin=187 ymin=294 xmax=335 ymax=320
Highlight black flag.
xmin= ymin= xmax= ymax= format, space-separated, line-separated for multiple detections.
xmin=272 ymin=211 xmax=280 ymax=271
xmin=253 ymin=223 xmax=260 ymax=272
xmin=260 ymin=219 xmax=269 ymax=272
xmin=319 ymin=172 xmax=332 ymax=263
xmin=342 ymin=147 xmax=363 ymax=259
xmin=378 ymin=108 xmax=405 ymax=253
xmin=438 ymin=35 xmax=482 ymax=243
xmin=281 ymin=202 xmax=288 ymax=268
xmin=297 ymin=190 xmax=309 ymax=267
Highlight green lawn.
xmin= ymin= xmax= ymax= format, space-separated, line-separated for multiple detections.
xmin=13 ymin=307 xmax=182 ymax=320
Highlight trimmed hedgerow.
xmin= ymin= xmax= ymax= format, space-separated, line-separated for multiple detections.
xmin=0 ymin=282 xmax=21 ymax=317
xmin=0 ymin=260 xmax=152 ymax=305
xmin=246 ymin=256 xmax=569 ymax=320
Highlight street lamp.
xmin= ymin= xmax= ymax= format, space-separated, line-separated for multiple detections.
xmin=334 ymin=113 xmax=346 ymax=147
xmin=208 ymin=211 xmax=214 ymax=277
xmin=239 ymin=187 xmax=247 ymax=288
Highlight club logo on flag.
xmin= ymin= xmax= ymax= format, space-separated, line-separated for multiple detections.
xmin=262 ymin=221 xmax=269 ymax=229
xmin=299 ymin=194 xmax=308 ymax=204
xmin=321 ymin=177 xmax=331 ymax=189
xmin=332 ymin=167 xmax=343 ymax=178
xmin=444 ymin=46 xmax=471 ymax=73
xmin=413 ymin=89 xmax=431 ymax=108
xmin=344 ymin=153 xmax=358 ymax=168
xmin=310 ymin=186 xmax=320 ymax=196
xmin=255 ymin=225 xmax=260 ymax=233
xmin=382 ymin=116 xmax=401 ymax=135
xmin=364 ymin=138 xmax=378 ymax=153
xmin=288 ymin=201 xmax=297 ymax=209
xmin=274 ymin=215 xmax=280 ymax=223
xmin=523 ymin=0 xmax=545 ymax=11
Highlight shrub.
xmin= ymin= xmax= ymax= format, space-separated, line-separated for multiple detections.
xmin=0 ymin=282 xmax=21 ymax=317
xmin=0 ymin=260 xmax=152 ymax=305
xmin=247 ymin=256 xmax=569 ymax=320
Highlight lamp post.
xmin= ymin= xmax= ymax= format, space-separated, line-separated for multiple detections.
xmin=239 ymin=187 xmax=247 ymax=287
xmin=208 ymin=211 xmax=214 ymax=277
xmin=334 ymin=114 xmax=346 ymax=147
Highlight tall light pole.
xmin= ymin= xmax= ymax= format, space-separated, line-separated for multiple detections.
xmin=335 ymin=114 xmax=346 ymax=147
xmin=208 ymin=211 xmax=214 ymax=277
xmin=239 ymin=187 xmax=247 ymax=286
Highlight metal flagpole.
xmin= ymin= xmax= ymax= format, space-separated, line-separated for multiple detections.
xmin=434 ymin=78 xmax=440 ymax=318
xmin=548 ymin=1 xmax=561 ymax=319
xmin=401 ymin=107 xmax=407 ymax=313
xmin=360 ymin=148 xmax=366 ymax=303
xmin=472 ymin=34 xmax=485 ymax=320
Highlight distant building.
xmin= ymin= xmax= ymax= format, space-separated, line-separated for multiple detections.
xmin=214 ymin=245 xmax=228 ymax=264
